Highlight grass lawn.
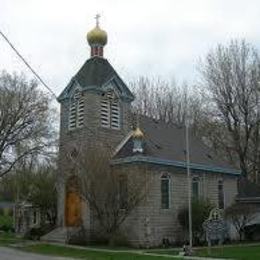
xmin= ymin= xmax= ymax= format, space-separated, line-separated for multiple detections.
xmin=195 ymin=244 xmax=260 ymax=260
xmin=23 ymin=244 xmax=183 ymax=260
xmin=0 ymin=232 xmax=24 ymax=246
xmin=142 ymin=244 xmax=260 ymax=260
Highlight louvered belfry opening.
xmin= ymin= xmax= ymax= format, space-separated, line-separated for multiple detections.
xmin=101 ymin=90 xmax=120 ymax=129
xmin=69 ymin=89 xmax=85 ymax=130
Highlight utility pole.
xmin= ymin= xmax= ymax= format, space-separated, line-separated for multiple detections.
xmin=185 ymin=89 xmax=192 ymax=252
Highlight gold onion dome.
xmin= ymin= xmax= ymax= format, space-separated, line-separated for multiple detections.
xmin=132 ymin=127 xmax=144 ymax=139
xmin=87 ymin=24 xmax=107 ymax=46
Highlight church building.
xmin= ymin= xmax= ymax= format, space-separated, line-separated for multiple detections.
xmin=48 ymin=17 xmax=240 ymax=247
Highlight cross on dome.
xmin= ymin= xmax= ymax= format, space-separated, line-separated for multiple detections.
xmin=95 ymin=14 xmax=101 ymax=27
xmin=86 ymin=14 xmax=107 ymax=57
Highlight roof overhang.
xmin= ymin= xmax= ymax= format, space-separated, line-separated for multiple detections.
xmin=112 ymin=155 xmax=240 ymax=176
xmin=236 ymin=197 xmax=260 ymax=203
xmin=57 ymin=77 xmax=134 ymax=103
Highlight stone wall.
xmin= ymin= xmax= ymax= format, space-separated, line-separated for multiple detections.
xmin=57 ymin=89 xmax=132 ymax=228
xmin=57 ymin=88 xmax=238 ymax=247
xmin=118 ymin=165 xmax=238 ymax=247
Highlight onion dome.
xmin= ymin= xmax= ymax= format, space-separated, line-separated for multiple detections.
xmin=132 ymin=127 xmax=144 ymax=139
xmin=87 ymin=15 xmax=107 ymax=46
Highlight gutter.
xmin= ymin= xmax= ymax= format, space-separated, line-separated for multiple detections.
xmin=112 ymin=155 xmax=240 ymax=176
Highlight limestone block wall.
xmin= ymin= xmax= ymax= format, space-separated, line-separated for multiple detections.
xmin=57 ymin=89 xmax=238 ymax=247
xmin=119 ymin=165 xmax=238 ymax=247
xmin=57 ymin=90 xmax=132 ymax=229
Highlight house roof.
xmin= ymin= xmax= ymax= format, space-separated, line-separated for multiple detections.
xmin=113 ymin=116 xmax=240 ymax=175
xmin=0 ymin=201 xmax=14 ymax=209
xmin=58 ymin=56 xmax=134 ymax=101
xmin=237 ymin=178 xmax=260 ymax=199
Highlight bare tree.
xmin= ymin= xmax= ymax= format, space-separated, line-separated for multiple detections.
xmin=225 ymin=203 xmax=257 ymax=241
xmin=129 ymin=77 xmax=204 ymax=130
xmin=68 ymin=144 xmax=150 ymax=243
xmin=199 ymin=40 xmax=260 ymax=179
xmin=0 ymin=71 xmax=56 ymax=177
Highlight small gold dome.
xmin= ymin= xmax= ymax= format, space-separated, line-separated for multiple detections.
xmin=132 ymin=127 xmax=144 ymax=139
xmin=87 ymin=25 xmax=107 ymax=46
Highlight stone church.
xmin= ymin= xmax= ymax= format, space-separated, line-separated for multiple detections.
xmin=46 ymin=18 xmax=240 ymax=247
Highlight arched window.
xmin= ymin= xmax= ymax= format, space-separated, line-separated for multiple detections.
xmin=101 ymin=91 xmax=120 ymax=129
xmin=69 ymin=89 xmax=84 ymax=130
xmin=119 ymin=175 xmax=128 ymax=209
xmin=218 ymin=180 xmax=224 ymax=209
xmin=161 ymin=174 xmax=170 ymax=209
xmin=192 ymin=177 xmax=200 ymax=200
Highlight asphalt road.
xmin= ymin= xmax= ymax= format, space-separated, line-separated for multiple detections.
xmin=0 ymin=247 xmax=74 ymax=260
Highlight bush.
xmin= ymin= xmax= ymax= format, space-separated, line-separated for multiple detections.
xmin=7 ymin=208 xmax=13 ymax=217
xmin=108 ymin=230 xmax=130 ymax=247
xmin=225 ymin=203 xmax=257 ymax=241
xmin=80 ymin=229 xmax=130 ymax=247
xmin=245 ymin=224 xmax=260 ymax=241
xmin=178 ymin=199 xmax=214 ymax=245
xmin=0 ymin=215 xmax=13 ymax=232
xmin=67 ymin=226 xmax=88 ymax=246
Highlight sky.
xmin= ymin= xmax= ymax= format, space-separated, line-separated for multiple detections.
xmin=1 ymin=0 xmax=260 ymax=97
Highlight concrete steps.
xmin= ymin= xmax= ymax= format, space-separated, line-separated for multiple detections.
xmin=41 ymin=227 xmax=68 ymax=243
xmin=41 ymin=227 xmax=84 ymax=244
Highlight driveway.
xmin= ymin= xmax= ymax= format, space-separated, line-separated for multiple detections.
xmin=0 ymin=247 xmax=74 ymax=260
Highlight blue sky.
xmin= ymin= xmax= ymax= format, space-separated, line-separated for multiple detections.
xmin=1 ymin=0 xmax=260 ymax=96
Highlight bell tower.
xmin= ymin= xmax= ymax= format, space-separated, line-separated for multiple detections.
xmin=57 ymin=17 xmax=135 ymax=227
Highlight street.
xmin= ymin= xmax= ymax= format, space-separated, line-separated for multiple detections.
xmin=0 ymin=247 xmax=74 ymax=260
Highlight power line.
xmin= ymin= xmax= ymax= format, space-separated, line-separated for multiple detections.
xmin=0 ymin=29 xmax=57 ymax=99
xmin=0 ymin=29 xmax=115 ymax=150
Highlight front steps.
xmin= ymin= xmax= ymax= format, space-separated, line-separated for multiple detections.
xmin=41 ymin=227 xmax=67 ymax=243
xmin=41 ymin=227 xmax=85 ymax=244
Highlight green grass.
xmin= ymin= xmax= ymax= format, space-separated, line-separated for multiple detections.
xmin=23 ymin=244 xmax=183 ymax=259
xmin=195 ymin=244 xmax=260 ymax=260
xmin=0 ymin=232 xmax=24 ymax=246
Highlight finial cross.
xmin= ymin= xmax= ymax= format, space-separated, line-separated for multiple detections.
xmin=95 ymin=14 xmax=101 ymax=27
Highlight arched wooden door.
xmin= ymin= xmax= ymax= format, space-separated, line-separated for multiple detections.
xmin=65 ymin=176 xmax=82 ymax=227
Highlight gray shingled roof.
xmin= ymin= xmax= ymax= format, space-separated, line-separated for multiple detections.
xmin=115 ymin=116 xmax=238 ymax=173
xmin=74 ymin=56 xmax=117 ymax=87
xmin=58 ymin=56 xmax=134 ymax=101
